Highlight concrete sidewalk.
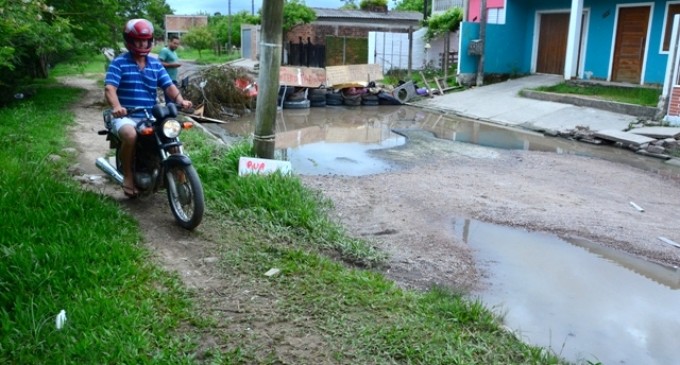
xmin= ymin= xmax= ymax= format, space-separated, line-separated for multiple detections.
xmin=412 ymin=74 xmax=637 ymax=134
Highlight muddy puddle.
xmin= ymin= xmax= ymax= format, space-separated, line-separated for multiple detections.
xmin=453 ymin=218 xmax=680 ymax=365
xmin=210 ymin=105 xmax=680 ymax=179
xmin=206 ymin=104 xmax=680 ymax=364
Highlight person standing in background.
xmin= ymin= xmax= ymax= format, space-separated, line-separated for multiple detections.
xmin=159 ymin=35 xmax=182 ymax=103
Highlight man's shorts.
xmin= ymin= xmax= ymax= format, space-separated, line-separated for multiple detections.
xmin=111 ymin=117 xmax=137 ymax=138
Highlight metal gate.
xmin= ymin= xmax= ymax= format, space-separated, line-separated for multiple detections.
xmin=287 ymin=37 xmax=325 ymax=68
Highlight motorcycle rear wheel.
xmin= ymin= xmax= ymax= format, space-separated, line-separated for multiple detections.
xmin=165 ymin=165 xmax=204 ymax=230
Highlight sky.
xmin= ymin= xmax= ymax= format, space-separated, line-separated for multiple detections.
xmin=165 ymin=0 xmax=351 ymax=16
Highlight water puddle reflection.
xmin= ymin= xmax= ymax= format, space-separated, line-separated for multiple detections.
xmin=452 ymin=218 xmax=680 ymax=365
xmin=211 ymin=105 xmax=680 ymax=179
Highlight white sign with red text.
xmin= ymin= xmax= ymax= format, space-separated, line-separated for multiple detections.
xmin=238 ymin=157 xmax=292 ymax=176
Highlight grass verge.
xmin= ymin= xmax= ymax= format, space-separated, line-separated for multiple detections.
xmin=179 ymin=131 xmax=570 ymax=364
xmin=0 ymin=86 xmax=201 ymax=364
xmin=535 ymin=82 xmax=661 ymax=107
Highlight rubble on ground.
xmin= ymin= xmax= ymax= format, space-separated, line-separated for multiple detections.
xmin=181 ymin=65 xmax=257 ymax=119
xmin=560 ymin=123 xmax=680 ymax=160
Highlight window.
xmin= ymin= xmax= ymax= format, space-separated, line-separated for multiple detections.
xmin=662 ymin=3 xmax=680 ymax=52
xmin=487 ymin=7 xmax=506 ymax=24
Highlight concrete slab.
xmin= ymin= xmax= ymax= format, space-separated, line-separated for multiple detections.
xmin=593 ymin=130 xmax=656 ymax=146
xmin=526 ymin=106 xmax=633 ymax=133
xmin=412 ymin=74 xmax=638 ymax=134
xmin=628 ymin=127 xmax=680 ymax=139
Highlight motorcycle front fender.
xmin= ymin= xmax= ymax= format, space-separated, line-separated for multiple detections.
xmin=163 ymin=154 xmax=193 ymax=168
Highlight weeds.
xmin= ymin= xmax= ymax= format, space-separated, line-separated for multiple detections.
xmin=0 ymin=86 xmax=199 ymax=364
xmin=536 ymin=82 xmax=661 ymax=107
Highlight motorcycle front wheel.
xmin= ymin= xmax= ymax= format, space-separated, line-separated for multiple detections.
xmin=165 ymin=165 xmax=204 ymax=230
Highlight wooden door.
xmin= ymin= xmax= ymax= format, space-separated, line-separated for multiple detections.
xmin=537 ymin=13 xmax=569 ymax=74
xmin=612 ymin=6 xmax=650 ymax=83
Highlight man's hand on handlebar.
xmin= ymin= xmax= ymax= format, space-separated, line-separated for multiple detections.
xmin=112 ymin=106 xmax=127 ymax=118
xmin=179 ymin=99 xmax=192 ymax=110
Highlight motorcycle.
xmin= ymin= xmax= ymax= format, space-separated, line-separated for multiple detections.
xmin=96 ymin=103 xmax=205 ymax=230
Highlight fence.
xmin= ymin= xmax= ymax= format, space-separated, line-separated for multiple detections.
xmin=287 ymin=37 xmax=326 ymax=68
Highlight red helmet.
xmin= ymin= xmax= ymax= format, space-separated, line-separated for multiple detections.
xmin=123 ymin=19 xmax=154 ymax=56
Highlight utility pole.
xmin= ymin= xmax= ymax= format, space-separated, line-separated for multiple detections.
xmin=252 ymin=0 xmax=255 ymax=15
xmin=476 ymin=0 xmax=487 ymax=86
xmin=253 ymin=0 xmax=284 ymax=158
xmin=227 ymin=0 xmax=232 ymax=53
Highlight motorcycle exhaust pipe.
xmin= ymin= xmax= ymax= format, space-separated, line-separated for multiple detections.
xmin=95 ymin=157 xmax=124 ymax=185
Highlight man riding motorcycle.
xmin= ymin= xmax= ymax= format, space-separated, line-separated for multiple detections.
xmin=104 ymin=18 xmax=192 ymax=198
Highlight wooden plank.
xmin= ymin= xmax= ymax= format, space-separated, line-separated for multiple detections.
xmin=279 ymin=66 xmax=326 ymax=88
xmin=433 ymin=78 xmax=445 ymax=95
xmin=593 ymin=129 xmax=656 ymax=146
xmin=325 ymin=64 xmax=383 ymax=88
xmin=629 ymin=127 xmax=680 ymax=139
xmin=419 ymin=71 xmax=438 ymax=95
xmin=185 ymin=114 xmax=228 ymax=124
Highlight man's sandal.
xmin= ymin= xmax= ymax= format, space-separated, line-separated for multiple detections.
xmin=122 ymin=185 xmax=138 ymax=199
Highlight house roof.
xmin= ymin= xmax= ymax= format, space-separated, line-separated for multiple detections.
xmin=312 ymin=8 xmax=423 ymax=22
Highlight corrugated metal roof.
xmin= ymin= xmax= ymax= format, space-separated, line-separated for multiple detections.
xmin=312 ymin=8 xmax=423 ymax=21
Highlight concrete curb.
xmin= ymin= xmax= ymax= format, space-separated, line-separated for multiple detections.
xmin=520 ymin=89 xmax=658 ymax=120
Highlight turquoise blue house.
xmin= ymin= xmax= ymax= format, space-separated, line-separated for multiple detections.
xmin=459 ymin=0 xmax=680 ymax=85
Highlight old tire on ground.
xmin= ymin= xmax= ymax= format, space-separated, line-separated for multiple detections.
xmin=283 ymin=99 xmax=311 ymax=109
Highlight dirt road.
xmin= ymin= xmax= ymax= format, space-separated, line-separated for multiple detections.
xmin=67 ymin=75 xmax=680 ymax=295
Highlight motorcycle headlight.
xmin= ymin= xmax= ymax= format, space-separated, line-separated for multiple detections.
xmin=162 ymin=119 xmax=182 ymax=138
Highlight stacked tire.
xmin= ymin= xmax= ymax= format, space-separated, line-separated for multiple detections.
xmin=326 ymin=91 xmax=343 ymax=106
xmin=308 ymin=88 xmax=327 ymax=107
xmin=282 ymin=87 xmax=311 ymax=109
xmin=341 ymin=87 xmax=364 ymax=106
xmin=361 ymin=93 xmax=379 ymax=106
xmin=342 ymin=94 xmax=362 ymax=106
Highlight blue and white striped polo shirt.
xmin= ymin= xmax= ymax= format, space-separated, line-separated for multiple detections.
xmin=105 ymin=52 xmax=173 ymax=118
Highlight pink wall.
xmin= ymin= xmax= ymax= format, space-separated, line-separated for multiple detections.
xmin=468 ymin=0 xmax=505 ymax=21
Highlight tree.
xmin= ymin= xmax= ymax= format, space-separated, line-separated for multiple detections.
xmin=360 ymin=0 xmax=387 ymax=11
xmin=0 ymin=0 xmax=176 ymax=102
xmin=423 ymin=7 xmax=463 ymax=82
xmin=0 ymin=0 xmax=74 ymax=94
xmin=282 ymin=0 xmax=316 ymax=32
xmin=393 ymin=0 xmax=423 ymax=12
xmin=424 ymin=7 xmax=462 ymax=41
xmin=210 ymin=11 xmax=259 ymax=50
xmin=182 ymin=26 xmax=215 ymax=57
xmin=340 ymin=0 xmax=358 ymax=10
xmin=146 ymin=0 xmax=173 ymax=39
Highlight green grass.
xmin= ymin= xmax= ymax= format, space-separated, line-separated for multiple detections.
xmin=0 ymin=86 xmax=200 ymax=364
xmin=535 ymin=82 xmax=661 ymax=107
xmin=50 ymin=53 xmax=109 ymax=78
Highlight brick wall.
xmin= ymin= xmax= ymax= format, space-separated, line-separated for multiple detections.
xmin=286 ymin=24 xmax=410 ymax=45
xmin=669 ymin=87 xmax=680 ymax=116
xmin=165 ymin=16 xmax=208 ymax=32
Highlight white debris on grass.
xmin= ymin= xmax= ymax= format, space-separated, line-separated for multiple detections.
xmin=264 ymin=268 xmax=281 ymax=277
xmin=55 ymin=309 xmax=67 ymax=330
